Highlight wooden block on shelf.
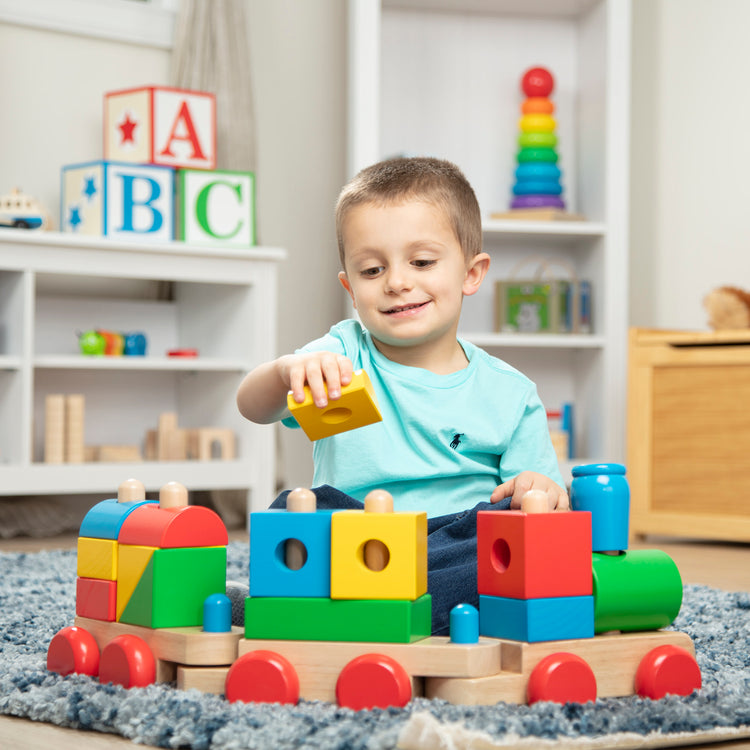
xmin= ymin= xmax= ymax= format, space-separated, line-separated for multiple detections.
xmin=157 ymin=412 xmax=187 ymax=461
xmin=44 ymin=394 xmax=65 ymax=464
xmin=97 ymin=445 xmax=143 ymax=462
xmin=65 ymin=394 xmax=85 ymax=463
xmin=197 ymin=428 xmax=235 ymax=460
xmin=490 ymin=208 xmax=586 ymax=221
xmin=74 ymin=615 xmax=243 ymax=666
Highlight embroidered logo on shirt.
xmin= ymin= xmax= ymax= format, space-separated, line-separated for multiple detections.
xmin=450 ymin=433 xmax=465 ymax=450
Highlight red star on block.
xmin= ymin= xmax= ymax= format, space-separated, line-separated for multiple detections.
xmin=118 ymin=113 xmax=138 ymax=145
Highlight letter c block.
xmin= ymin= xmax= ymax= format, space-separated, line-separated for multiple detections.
xmin=330 ymin=510 xmax=427 ymax=600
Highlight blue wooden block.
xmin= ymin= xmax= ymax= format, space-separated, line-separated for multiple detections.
xmin=249 ymin=510 xmax=333 ymax=598
xmin=79 ymin=498 xmax=158 ymax=540
xmin=61 ymin=160 xmax=175 ymax=241
xmin=479 ymin=594 xmax=594 ymax=642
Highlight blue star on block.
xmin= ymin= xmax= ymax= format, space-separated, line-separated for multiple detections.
xmin=68 ymin=206 xmax=82 ymax=230
xmin=83 ymin=176 xmax=98 ymax=200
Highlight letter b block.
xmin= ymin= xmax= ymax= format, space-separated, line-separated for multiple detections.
xmin=61 ymin=160 xmax=174 ymax=241
xmin=177 ymin=169 xmax=256 ymax=247
xmin=104 ymin=85 xmax=216 ymax=170
xmin=330 ymin=510 xmax=427 ymax=600
xmin=477 ymin=510 xmax=592 ymax=600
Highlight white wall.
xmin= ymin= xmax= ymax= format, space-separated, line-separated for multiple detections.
xmin=630 ymin=0 xmax=750 ymax=329
xmin=0 ymin=1 xmax=347 ymax=497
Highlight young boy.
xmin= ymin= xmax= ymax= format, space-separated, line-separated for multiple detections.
xmin=237 ymin=156 xmax=568 ymax=632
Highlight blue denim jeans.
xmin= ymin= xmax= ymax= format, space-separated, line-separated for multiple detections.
xmin=269 ymin=485 xmax=510 ymax=636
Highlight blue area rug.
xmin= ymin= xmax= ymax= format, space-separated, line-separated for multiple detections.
xmin=1 ymin=542 xmax=749 ymax=749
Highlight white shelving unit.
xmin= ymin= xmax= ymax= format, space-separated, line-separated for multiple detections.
xmin=347 ymin=0 xmax=631 ymax=470
xmin=0 ymin=229 xmax=285 ymax=512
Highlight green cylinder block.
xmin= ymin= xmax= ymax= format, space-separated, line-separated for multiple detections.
xmin=592 ymin=550 xmax=683 ymax=633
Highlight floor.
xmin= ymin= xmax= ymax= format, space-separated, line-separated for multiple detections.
xmin=0 ymin=533 xmax=748 ymax=749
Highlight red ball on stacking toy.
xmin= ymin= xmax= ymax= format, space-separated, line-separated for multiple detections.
xmin=522 ymin=67 xmax=554 ymax=97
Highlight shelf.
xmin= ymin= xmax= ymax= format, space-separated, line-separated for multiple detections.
xmin=482 ymin=219 xmax=607 ymax=238
xmin=33 ymin=355 xmax=250 ymax=372
xmin=0 ymin=460 xmax=256 ymax=496
xmin=0 ymin=355 xmax=23 ymax=371
xmin=461 ymin=332 xmax=605 ymax=349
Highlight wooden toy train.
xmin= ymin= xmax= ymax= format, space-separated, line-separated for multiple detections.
xmin=47 ymin=464 xmax=701 ymax=708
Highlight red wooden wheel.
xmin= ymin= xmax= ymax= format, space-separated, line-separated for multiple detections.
xmin=47 ymin=626 xmax=100 ymax=677
xmin=527 ymin=652 xmax=597 ymax=705
xmin=635 ymin=644 xmax=702 ymax=700
xmin=225 ymin=650 xmax=299 ymax=704
xmin=99 ymin=634 xmax=156 ymax=688
xmin=336 ymin=653 xmax=412 ymax=710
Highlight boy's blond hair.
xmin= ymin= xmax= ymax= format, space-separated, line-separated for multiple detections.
xmin=335 ymin=156 xmax=482 ymax=267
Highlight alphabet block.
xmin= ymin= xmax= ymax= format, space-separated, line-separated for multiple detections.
xmin=479 ymin=594 xmax=594 ymax=642
xmin=119 ymin=546 xmax=227 ymax=628
xmin=77 ymin=537 xmax=118 ymax=581
xmin=76 ymin=577 xmax=117 ymax=621
xmin=287 ymin=369 xmax=382 ymax=441
xmin=330 ymin=509 xmax=427 ymax=600
xmin=244 ymin=594 xmax=432 ymax=643
xmin=61 ymin=160 xmax=174 ymax=241
xmin=249 ymin=509 xmax=333 ymax=598
xmin=104 ymin=85 xmax=216 ymax=170
xmin=476 ymin=510 xmax=592 ymax=600
xmin=177 ymin=169 xmax=256 ymax=247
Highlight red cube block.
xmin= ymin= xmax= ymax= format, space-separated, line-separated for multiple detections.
xmin=477 ymin=510 xmax=592 ymax=600
xmin=76 ymin=577 xmax=117 ymax=621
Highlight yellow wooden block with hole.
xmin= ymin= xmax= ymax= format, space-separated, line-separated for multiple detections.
xmin=77 ymin=537 xmax=118 ymax=581
xmin=116 ymin=544 xmax=156 ymax=621
xmin=330 ymin=510 xmax=427 ymax=600
xmin=287 ymin=369 xmax=382 ymax=441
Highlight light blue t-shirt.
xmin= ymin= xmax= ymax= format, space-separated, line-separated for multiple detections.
xmin=282 ymin=320 xmax=563 ymax=517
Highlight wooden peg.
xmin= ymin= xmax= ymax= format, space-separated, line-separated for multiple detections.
xmin=521 ymin=489 xmax=551 ymax=514
xmin=285 ymin=487 xmax=316 ymax=571
xmin=159 ymin=481 xmax=188 ymax=509
xmin=363 ymin=489 xmax=393 ymax=572
xmin=118 ymin=478 xmax=146 ymax=504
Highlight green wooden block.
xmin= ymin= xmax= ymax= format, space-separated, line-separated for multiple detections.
xmin=120 ymin=546 xmax=226 ymax=628
xmin=244 ymin=594 xmax=432 ymax=643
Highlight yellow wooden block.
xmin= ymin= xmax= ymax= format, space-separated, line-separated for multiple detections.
xmin=330 ymin=509 xmax=427 ymax=600
xmin=287 ymin=369 xmax=382 ymax=441
xmin=77 ymin=537 xmax=118 ymax=581
xmin=116 ymin=544 xmax=156 ymax=621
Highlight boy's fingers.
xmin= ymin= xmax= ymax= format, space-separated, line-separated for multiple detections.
xmin=491 ymin=480 xmax=514 ymax=504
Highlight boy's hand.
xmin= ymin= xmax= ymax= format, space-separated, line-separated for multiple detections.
xmin=491 ymin=471 xmax=570 ymax=511
xmin=279 ymin=351 xmax=354 ymax=408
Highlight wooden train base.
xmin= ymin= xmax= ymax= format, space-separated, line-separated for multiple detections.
xmin=66 ymin=615 xmax=699 ymax=707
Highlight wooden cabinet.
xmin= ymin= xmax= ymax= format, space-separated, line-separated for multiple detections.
xmin=0 ymin=229 xmax=285 ymax=513
xmin=347 ymin=0 xmax=631 ymax=473
xmin=628 ymin=328 xmax=750 ymax=541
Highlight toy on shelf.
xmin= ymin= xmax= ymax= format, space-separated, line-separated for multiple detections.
xmin=492 ymin=67 xmax=583 ymax=222
xmin=0 ymin=187 xmax=50 ymax=230
xmin=703 ymin=286 xmax=750 ymax=330
xmin=44 ymin=393 xmax=85 ymax=464
xmin=78 ymin=330 xmax=147 ymax=356
xmin=144 ymin=412 xmax=235 ymax=462
xmin=48 ymin=466 xmax=701 ymax=708
xmin=287 ymin=369 xmax=382 ymax=441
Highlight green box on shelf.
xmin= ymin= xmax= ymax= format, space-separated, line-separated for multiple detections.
xmin=495 ymin=279 xmax=572 ymax=333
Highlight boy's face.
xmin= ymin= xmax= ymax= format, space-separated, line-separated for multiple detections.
xmin=338 ymin=199 xmax=488 ymax=364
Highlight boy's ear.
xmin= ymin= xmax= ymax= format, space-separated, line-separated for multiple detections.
xmin=463 ymin=252 xmax=491 ymax=297
xmin=338 ymin=271 xmax=357 ymax=308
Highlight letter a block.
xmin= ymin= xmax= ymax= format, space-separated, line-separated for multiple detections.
xmin=288 ymin=369 xmax=382 ymax=441
xmin=177 ymin=169 xmax=256 ymax=247
xmin=477 ymin=510 xmax=592 ymax=600
xmin=104 ymin=85 xmax=216 ymax=170
xmin=330 ymin=510 xmax=427 ymax=600
xmin=61 ymin=160 xmax=174 ymax=241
